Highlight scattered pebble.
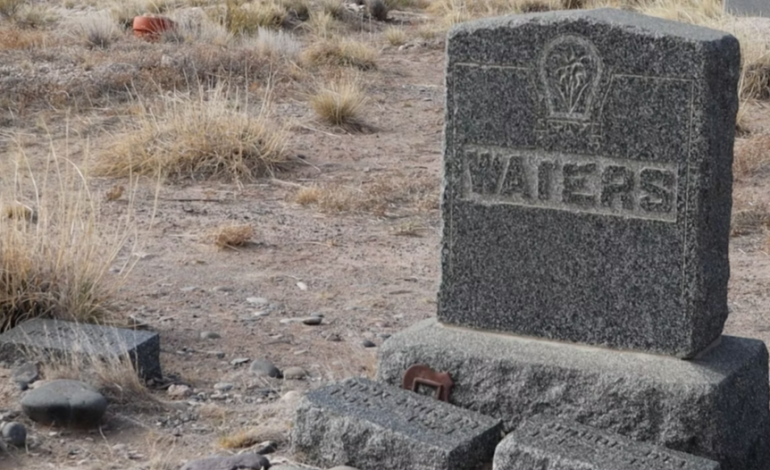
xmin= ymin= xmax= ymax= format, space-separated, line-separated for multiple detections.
xmin=199 ymin=331 xmax=221 ymax=340
xmin=214 ymin=383 xmax=234 ymax=392
xmin=247 ymin=297 xmax=269 ymax=305
xmin=302 ymin=316 xmax=322 ymax=326
xmin=362 ymin=339 xmax=376 ymax=348
xmin=283 ymin=367 xmax=306 ymax=380
xmin=167 ymin=384 xmax=193 ymax=399
xmin=253 ymin=311 xmax=270 ymax=318
xmin=231 ymin=357 xmax=250 ymax=366
xmin=12 ymin=362 xmax=39 ymax=390
xmin=281 ymin=391 xmax=302 ymax=402
xmin=2 ymin=422 xmax=26 ymax=447
xmin=249 ymin=359 xmax=282 ymax=378
xmin=293 ymin=350 xmax=308 ymax=355
xmin=180 ymin=286 xmax=198 ymax=293
xmin=296 ymin=281 xmax=308 ymax=290
xmin=206 ymin=351 xmax=225 ymax=359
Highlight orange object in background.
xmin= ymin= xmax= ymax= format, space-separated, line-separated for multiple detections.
xmin=132 ymin=16 xmax=174 ymax=41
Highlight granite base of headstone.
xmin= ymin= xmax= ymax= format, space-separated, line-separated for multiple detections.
xmin=291 ymin=377 xmax=502 ymax=470
xmin=495 ymin=416 xmax=720 ymax=470
xmin=0 ymin=318 xmax=161 ymax=379
xmin=376 ymin=319 xmax=770 ymax=470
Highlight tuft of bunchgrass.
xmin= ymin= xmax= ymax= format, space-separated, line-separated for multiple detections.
xmin=225 ymin=0 xmax=287 ymax=34
xmin=244 ymin=27 xmax=301 ymax=60
xmin=734 ymin=134 xmax=770 ymax=179
xmin=211 ymin=223 xmax=255 ymax=248
xmin=96 ymin=86 xmax=290 ymax=183
xmin=301 ymin=38 xmax=377 ymax=70
xmin=310 ymin=77 xmax=368 ymax=129
xmin=321 ymin=0 xmax=345 ymax=18
xmin=0 ymin=140 xmax=134 ymax=331
xmin=0 ymin=0 xmax=23 ymax=20
xmin=384 ymin=26 xmax=407 ymax=46
xmin=75 ymin=10 xmax=121 ymax=49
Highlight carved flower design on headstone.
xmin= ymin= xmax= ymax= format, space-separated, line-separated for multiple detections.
xmin=540 ymin=35 xmax=602 ymax=120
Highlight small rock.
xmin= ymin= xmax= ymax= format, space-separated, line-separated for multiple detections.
xmin=247 ymin=297 xmax=269 ymax=305
xmin=181 ymin=453 xmax=270 ymax=470
xmin=302 ymin=316 xmax=322 ymax=326
xmin=362 ymin=339 xmax=376 ymax=348
xmin=2 ymin=422 xmax=26 ymax=446
xmin=206 ymin=351 xmax=225 ymax=359
xmin=180 ymin=286 xmax=198 ymax=293
xmin=249 ymin=359 xmax=281 ymax=378
xmin=167 ymin=384 xmax=193 ymax=398
xmin=253 ymin=311 xmax=270 ymax=318
xmin=231 ymin=357 xmax=250 ymax=366
xmin=213 ymin=383 xmax=234 ymax=392
xmin=21 ymin=380 xmax=107 ymax=428
xmin=13 ymin=362 xmax=39 ymax=389
xmin=212 ymin=286 xmax=234 ymax=293
xmin=200 ymin=331 xmax=221 ymax=340
xmin=296 ymin=281 xmax=308 ymax=291
xmin=255 ymin=440 xmax=277 ymax=454
xmin=283 ymin=367 xmax=306 ymax=380
xmin=281 ymin=391 xmax=302 ymax=402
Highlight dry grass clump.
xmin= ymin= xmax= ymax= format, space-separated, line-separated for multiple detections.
xmin=734 ymin=134 xmax=770 ymax=179
xmin=0 ymin=0 xmax=23 ymax=20
xmin=244 ymin=27 xmax=301 ymax=60
xmin=0 ymin=143 xmax=133 ymax=331
xmin=310 ymin=77 xmax=368 ymax=129
xmin=306 ymin=11 xmax=340 ymax=38
xmin=384 ymin=26 xmax=407 ymax=46
xmin=731 ymin=202 xmax=770 ymax=237
xmin=295 ymin=175 xmax=437 ymax=214
xmin=0 ymin=27 xmax=47 ymax=50
xmin=301 ymin=38 xmax=377 ymax=70
xmin=321 ymin=0 xmax=345 ymax=18
xmin=97 ymin=87 xmax=290 ymax=183
xmin=74 ymin=10 xmax=122 ymax=49
xmin=635 ymin=0 xmax=723 ymax=24
xmin=225 ymin=0 xmax=309 ymax=34
xmin=211 ymin=223 xmax=255 ymax=248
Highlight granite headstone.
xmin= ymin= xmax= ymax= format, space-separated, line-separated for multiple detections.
xmin=495 ymin=416 xmax=720 ymax=470
xmin=438 ymin=8 xmax=739 ymax=357
xmin=292 ymin=377 xmax=502 ymax=470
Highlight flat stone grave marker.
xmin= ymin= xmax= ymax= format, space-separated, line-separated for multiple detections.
xmin=0 ymin=318 xmax=161 ymax=379
xmin=725 ymin=0 xmax=770 ymax=17
xmin=495 ymin=416 xmax=720 ymax=470
xmin=438 ymin=8 xmax=740 ymax=357
xmin=292 ymin=377 xmax=502 ymax=470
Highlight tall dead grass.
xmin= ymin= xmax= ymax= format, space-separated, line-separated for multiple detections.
xmin=0 ymin=138 xmax=135 ymax=331
xmin=96 ymin=86 xmax=290 ymax=183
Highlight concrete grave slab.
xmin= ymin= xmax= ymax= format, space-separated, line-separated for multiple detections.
xmin=292 ymin=377 xmax=502 ymax=470
xmin=439 ymin=9 xmax=740 ymax=357
xmin=377 ymin=319 xmax=770 ymax=470
xmin=495 ymin=416 xmax=720 ymax=470
xmin=0 ymin=318 xmax=161 ymax=379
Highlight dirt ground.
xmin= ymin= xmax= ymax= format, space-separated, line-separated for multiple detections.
xmin=0 ymin=3 xmax=768 ymax=470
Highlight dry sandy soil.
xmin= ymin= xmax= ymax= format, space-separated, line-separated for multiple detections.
xmin=0 ymin=1 xmax=768 ymax=469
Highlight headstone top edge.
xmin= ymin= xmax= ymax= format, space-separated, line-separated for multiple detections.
xmin=448 ymin=8 xmax=736 ymax=43
xmin=0 ymin=317 xmax=158 ymax=342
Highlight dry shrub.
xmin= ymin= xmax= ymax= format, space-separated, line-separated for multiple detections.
xmin=731 ymin=202 xmax=770 ymax=237
xmin=384 ymin=26 xmax=407 ymax=46
xmin=321 ymin=0 xmax=345 ymax=18
xmin=310 ymin=76 xmax=368 ymax=129
xmin=97 ymin=86 xmax=290 ymax=183
xmin=211 ymin=223 xmax=255 ymax=248
xmin=0 ymin=0 xmax=23 ymax=20
xmin=734 ymin=134 xmax=770 ymax=179
xmin=367 ymin=0 xmax=389 ymax=21
xmin=226 ymin=0 xmax=288 ymax=34
xmin=0 ymin=27 xmax=47 ymax=50
xmin=295 ymin=175 xmax=437 ymax=214
xmin=306 ymin=11 xmax=340 ymax=38
xmin=170 ymin=9 xmax=234 ymax=46
xmin=0 ymin=141 xmax=134 ymax=331
xmin=301 ymin=38 xmax=377 ymax=70
xmin=75 ymin=10 xmax=121 ymax=49
xmin=245 ymin=27 xmax=301 ymax=60
xmin=634 ymin=0 xmax=723 ymax=24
